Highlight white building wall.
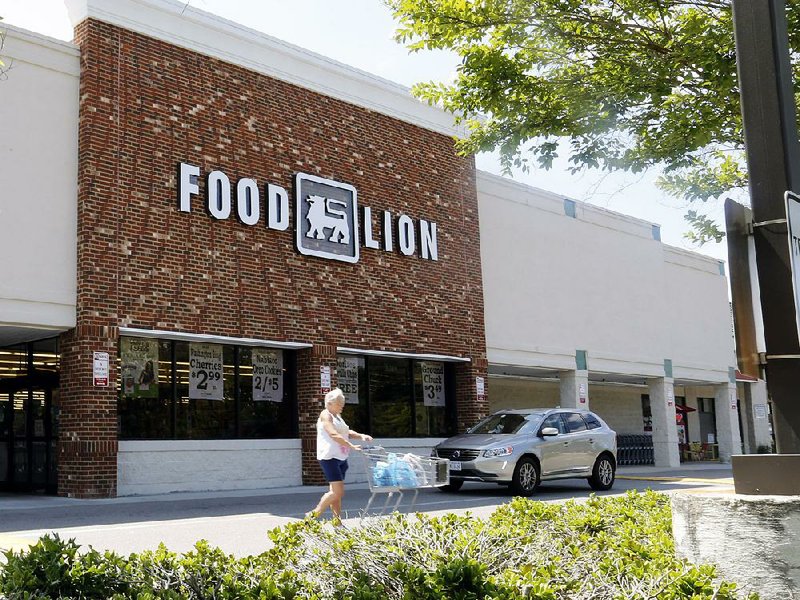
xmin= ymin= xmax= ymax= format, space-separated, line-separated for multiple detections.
xmin=117 ymin=440 xmax=303 ymax=496
xmin=664 ymin=250 xmax=734 ymax=383
xmin=478 ymin=172 xmax=734 ymax=383
xmin=0 ymin=26 xmax=79 ymax=340
xmin=117 ymin=438 xmax=444 ymax=494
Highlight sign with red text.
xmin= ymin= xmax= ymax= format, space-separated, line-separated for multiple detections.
xmin=93 ymin=352 xmax=109 ymax=387
xmin=320 ymin=365 xmax=331 ymax=394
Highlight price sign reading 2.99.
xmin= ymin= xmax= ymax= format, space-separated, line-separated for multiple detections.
xmin=420 ymin=361 xmax=445 ymax=407
xmin=189 ymin=343 xmax=224 ymax=401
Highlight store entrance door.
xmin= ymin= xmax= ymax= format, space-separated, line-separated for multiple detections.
xmin=0 ymin=374 xmax=59 ymax=494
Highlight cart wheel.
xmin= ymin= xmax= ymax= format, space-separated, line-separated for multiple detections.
xmin=511 ymin=457 xmax=539 ymax=496
xmin=439 ymin=480 xmax=463 ymax=492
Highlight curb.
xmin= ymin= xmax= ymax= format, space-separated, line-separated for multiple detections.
xmin=618 ymin=475 xmax=734 ymax=485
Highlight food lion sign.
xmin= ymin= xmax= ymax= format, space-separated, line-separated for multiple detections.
xmin=178 ymin=163 xmax=438 ymax=264
xmin=296 ymin=173 xmax=360 ymax=263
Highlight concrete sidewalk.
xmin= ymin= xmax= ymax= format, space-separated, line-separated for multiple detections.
xmin=0 ymin=462 xmax=734 ymax=556
xmin=0 ymin=462 xmax=732 ymax=512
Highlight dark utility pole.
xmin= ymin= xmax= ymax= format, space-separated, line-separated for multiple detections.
xmin=732 ymin=0 xmax=800 ymax=452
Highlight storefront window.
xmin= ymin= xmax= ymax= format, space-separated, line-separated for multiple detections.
xmin=239 ymin=347 xmax=294 ymax=438
xmin=337 ymin=355 xmax=367 ymax=434
xmin=369 ymin=358 xmax=412 ymax=437
xmin=641 ymin=395 xmax=652 ymax=432
xmin=175 ymin=342 xmax=236 ymax=439
xmin=118 ymin=337 xmax=295 ymax=440
xmin=414 ymin=361 xmax=447 ymax=436
xmin=118 ymin=340 xmax=172 ymax=439
xmin=337 ymin=355 xmax=452 ymax=438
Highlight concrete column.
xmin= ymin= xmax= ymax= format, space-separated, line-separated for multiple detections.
xmin=715 ymin=382 xmax=743 ymax=462
xmin=739 ymin=385 xmax=755 ymax=454
xmin=559 ymin=370 xmax=589 ymax=409
xmin=648 ymin=377 xmax=680 ymax=467
xmin=748 ymin=380 xmax=773 ymax=452
xmin=672 ymin=493 xmax=800 ymax=599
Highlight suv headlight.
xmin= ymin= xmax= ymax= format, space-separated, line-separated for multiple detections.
xmin=483 ymin=446 xmax=513 ymax=458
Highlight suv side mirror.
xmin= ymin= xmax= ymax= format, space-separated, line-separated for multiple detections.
xmin=540 ymin=427 xmax=559 ymax=437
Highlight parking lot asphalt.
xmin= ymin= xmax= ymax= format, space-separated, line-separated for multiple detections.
xmin=0 ymin=462 xmax=733 ymax=557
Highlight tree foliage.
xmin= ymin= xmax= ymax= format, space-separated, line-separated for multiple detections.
xmin=387 ymin=0 xmax=800 ymax=243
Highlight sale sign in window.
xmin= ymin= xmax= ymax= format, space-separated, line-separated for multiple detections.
xmin=252 ymin=348 xmax=283 ymax=402
xmin=420 ymin=361 xmax=445 ymax=407
xmin=189 ymin=343 xmax=224 ymax=401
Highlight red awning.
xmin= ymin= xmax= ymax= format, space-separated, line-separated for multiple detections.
xmin=676 ymin=404 xmax=697 ymax=413
xmin=735 ymin=369 xmax=759 ymax=383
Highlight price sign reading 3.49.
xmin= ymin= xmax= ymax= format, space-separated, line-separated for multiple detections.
xmin=189 ymin=343 xmax=224 ymax=401
xmin=420 ymin=362 xmax=445 ymax=407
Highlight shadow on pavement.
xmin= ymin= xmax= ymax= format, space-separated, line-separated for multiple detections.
xmin=0 ymin=473 xmax=732 ymax=534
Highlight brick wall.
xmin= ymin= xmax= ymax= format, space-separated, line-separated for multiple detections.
xmin=65 ymin=19 xmax=487 ymax=496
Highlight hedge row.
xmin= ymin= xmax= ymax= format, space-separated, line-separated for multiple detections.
xmin=0 ymin=491 xmax=757 ymax=599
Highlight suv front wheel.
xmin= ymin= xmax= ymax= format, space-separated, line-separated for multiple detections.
xmin=588 ymin=454 xmax=616 ymax=491
xmin=511 ymin=457 xmax=539 ymax=496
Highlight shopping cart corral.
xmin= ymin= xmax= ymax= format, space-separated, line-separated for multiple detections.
xmin=361 ymin=446 xmax=449 ymax=514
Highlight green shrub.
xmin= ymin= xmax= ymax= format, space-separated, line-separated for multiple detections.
xmin=0 ymin=534 xmax=129 ymax=599
xmin=0 ymin=491 xmax=758 ymax=599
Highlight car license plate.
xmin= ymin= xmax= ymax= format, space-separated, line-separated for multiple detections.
xmin=449 ymin=461 xmax=462 ymax=471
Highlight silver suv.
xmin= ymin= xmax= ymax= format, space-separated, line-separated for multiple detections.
xmin=433 ymin=408 xmax=617 ymax=496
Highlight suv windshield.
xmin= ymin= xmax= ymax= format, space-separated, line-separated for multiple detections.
xmin=469 ymin=413 xmax=530 ymax=435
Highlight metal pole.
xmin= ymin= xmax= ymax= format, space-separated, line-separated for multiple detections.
xmin=731 ymin=0 xmax=800 ymax=452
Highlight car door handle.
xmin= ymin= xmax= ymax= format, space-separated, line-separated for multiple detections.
xmin=563 ymin=441 xmax=569 ymax=446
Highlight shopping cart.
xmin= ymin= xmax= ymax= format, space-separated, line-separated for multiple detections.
xmin=361 ymin=446 xmax=450 ymax=514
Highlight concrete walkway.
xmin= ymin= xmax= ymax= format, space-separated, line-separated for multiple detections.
xmin=0 ymin=462 xmax=733 ymax=556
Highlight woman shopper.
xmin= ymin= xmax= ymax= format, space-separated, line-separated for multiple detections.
xmin=307 ymin=387 xmax=373 ymax=522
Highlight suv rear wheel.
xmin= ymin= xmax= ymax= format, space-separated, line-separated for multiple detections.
xmin=588 ymin=454 xmax=616 ymax=491
xmin=511 ymin=457 xmax=539 ymax=496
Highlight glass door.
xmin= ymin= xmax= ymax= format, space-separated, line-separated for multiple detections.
xmin=0 ymin=378 xmax=58 ymax=493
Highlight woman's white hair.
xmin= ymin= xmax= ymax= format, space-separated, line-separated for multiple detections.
xmin=324 ymin=387 xmax=345 ymax=407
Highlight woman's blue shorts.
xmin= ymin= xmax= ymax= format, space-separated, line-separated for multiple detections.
xmin=319 ymin=458 xmax=349 ymax=482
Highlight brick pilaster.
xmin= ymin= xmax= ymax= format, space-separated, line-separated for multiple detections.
xmin=57 ymin=327 xmax=119 ymax=498
xmin=455 ymin=356 xmax=489 ymax=432
xmin=298 ymin=344 xmax=338 ymax=485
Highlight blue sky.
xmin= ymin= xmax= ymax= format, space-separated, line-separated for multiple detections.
xmin=1 ymin=0 xmax=731 ymax=261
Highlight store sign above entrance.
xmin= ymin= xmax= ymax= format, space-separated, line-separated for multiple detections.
xmin=177 ymin=163 xmax=439 ymax=264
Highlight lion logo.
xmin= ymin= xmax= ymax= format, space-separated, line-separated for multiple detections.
xmin=305 ymin=195 xmax=350 ymax=244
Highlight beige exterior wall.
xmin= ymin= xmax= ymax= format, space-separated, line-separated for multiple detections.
xmin=478 ymin=172 xmax=734 ymax=384
xmin=0 ymin=25 xmax=79 ymax=343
